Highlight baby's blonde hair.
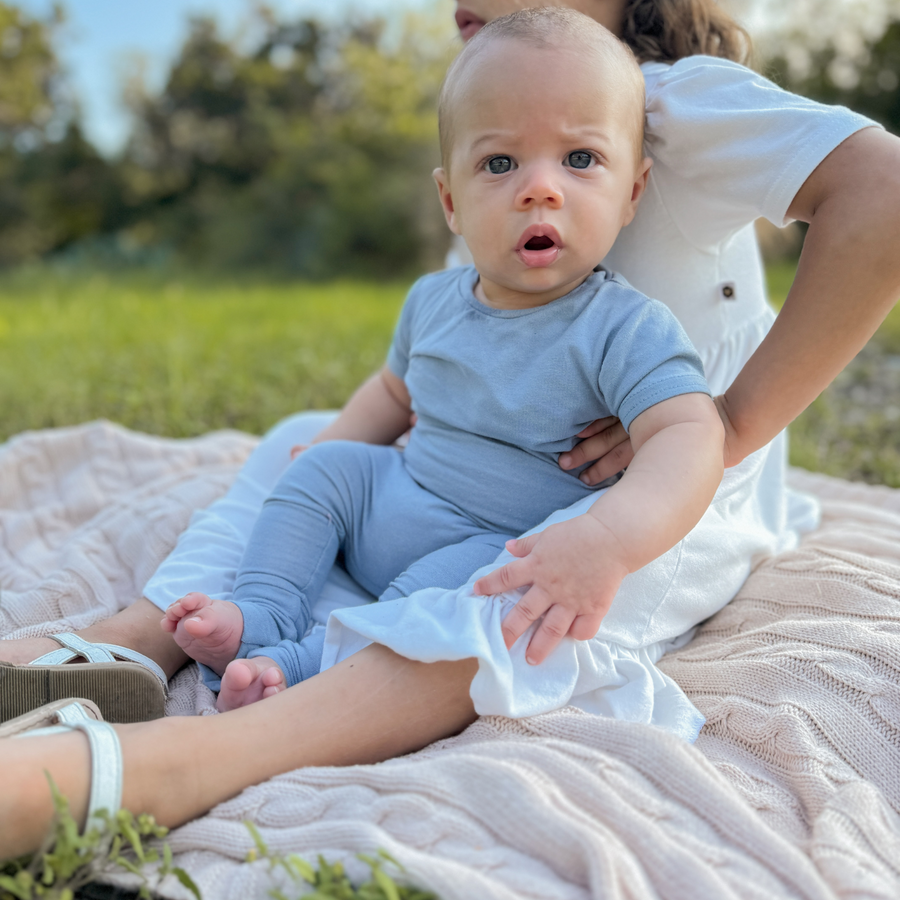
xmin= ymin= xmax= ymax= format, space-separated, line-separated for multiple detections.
xmin=438 ymin=8 xmax=646 ymax=169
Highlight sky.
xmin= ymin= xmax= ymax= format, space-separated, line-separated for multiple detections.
xmin=17 ymin=0 xmax=441 ymax=155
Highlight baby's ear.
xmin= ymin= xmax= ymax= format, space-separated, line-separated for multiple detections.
xmin=433 ymin=168 xmax=461 ymax=235
xmin=623 ymin=157 xmax=653 ymax=227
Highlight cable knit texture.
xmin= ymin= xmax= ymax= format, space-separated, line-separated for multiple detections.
xmin=1 ymin=422 xmax=898 ymax=899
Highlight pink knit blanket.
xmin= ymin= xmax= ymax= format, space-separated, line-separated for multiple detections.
xmin=1 ymin=421 xmax=898 ymax=899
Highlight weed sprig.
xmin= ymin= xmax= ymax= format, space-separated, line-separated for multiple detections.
xmin=0 ymin=776 xmax=198 ymax=900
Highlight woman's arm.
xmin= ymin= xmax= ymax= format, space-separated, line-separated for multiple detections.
xmin=718 ymin=127 xmax=900 ymax=465
xmin=561 ymin=127 xmax=900 ymax=479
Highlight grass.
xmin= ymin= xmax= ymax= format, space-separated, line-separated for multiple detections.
xmin=0 ymin=267 xmax=407 ymax=443
xmin=0 ymin=261 xmax=898 ymax=485
xmin=767 ymin=261 xmax=900 ymax=487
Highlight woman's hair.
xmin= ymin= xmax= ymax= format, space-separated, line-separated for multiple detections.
xmin=621 ymin=0 xmax=752 ymax=65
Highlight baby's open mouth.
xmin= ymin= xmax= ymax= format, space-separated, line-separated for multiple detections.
xmin=516 ymin=225 xmax=563 ymax=268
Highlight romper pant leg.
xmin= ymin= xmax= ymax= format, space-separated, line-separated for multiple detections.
xmin=231 ymin=440 xmax=388 ymax=663
xmin=379 ymin=531 xmax=513 ymax=603
xmin=142 ymin=411 xmax=340 ymax=611
xmin=247 ymin=447 xmax=508 ymax=687
xmin=257 ymin=529 xmax=512 ymax=687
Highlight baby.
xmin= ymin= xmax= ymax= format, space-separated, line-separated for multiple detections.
xmin=163 ymin=8 xmax=724 ymax=711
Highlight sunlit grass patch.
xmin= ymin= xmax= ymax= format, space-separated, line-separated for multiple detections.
xmin=0 ymin=268 xmax=408 ymax=443
xmin=768 ymin=261 xmax=900 ymax=486
xmin=1 ymin=263 xmax=898 ymax=487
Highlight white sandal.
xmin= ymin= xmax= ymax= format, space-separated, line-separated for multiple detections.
xmin=0 ymin=699 xmax=122 ymax=834
xmin=0 ymin=633 xmax=168 ymax=724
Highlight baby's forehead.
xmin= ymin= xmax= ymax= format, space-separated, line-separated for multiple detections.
xmin=442 ymin=37 xmax=642 ymax=149
xmin=449 ymin=36 xmax=630 ymax=106
xmin=438 ymin=12 xmax=646 ymax=167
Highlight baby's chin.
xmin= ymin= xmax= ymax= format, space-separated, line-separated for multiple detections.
xmin=475 ymin=264 xmax=596 ymax=308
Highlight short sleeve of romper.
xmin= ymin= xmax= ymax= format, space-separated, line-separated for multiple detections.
xmin=386 ymin=276 xmax=426 ymax=380
xmin=642 ymin=56 xmax=882 ymax=249
xmin=595 ymin=285 xmax=709 ymax=432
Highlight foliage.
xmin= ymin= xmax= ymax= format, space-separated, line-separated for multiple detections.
xmin=748 ymin=0 xmax=900 ymax=134
xmin=767 ymin=261 xmax=900 ymax=487
xmin=0 ymin=4 xmax=457 ymax=275
xmin=0 ymin=2 xmax=67 ymax=144
xmin=116 ymin=7 xmax=456 ymax=277
xmin=0 ymin=775 xmax=198 ymax=900
xmin=0 ymin=779 xmax=438 ymax=900
xmin=0 ymin=3 xmax=128 ymax=264
xmin=243 ymin=821 xmax=437 ymax=900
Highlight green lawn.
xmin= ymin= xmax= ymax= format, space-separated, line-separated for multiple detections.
xmin=0 ymin=268 xmax=407 ymax=442
xmin=767 ymin=261 xmax=900 ymax=487
xmin=1 ymin=263 xmax=898 ymax=486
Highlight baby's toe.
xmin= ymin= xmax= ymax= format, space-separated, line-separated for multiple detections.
xmin=261 ymin=683 xmax=285 ymax=699
xmin=222 ymin=659 xmax=255 ymax=692
xmin=260 ymin=666 xmax=286 ymax=689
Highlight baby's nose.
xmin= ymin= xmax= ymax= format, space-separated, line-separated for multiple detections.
xmin=515 ymin=166 xmax=564 ymax=209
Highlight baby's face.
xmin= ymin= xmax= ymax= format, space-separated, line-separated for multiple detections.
xmin=434 ymin=40 xmax=649 ymax=308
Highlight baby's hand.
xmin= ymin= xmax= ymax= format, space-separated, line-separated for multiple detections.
xmin=473 ymin=514 xmax=629 ymax=665
xmin=290 ymin=444 xmax=309 ymax=460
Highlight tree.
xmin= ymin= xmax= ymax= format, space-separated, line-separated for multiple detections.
xmin=0 ymin=3 xmax=126 ymax=264
xmin=120 ymin=9 xmax=456 ymax=277
xmin=731 ymin=0 xmax=900 ymax=133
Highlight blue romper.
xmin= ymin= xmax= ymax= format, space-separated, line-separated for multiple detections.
xmin=222 ymin=266 xmax=709 ymax=688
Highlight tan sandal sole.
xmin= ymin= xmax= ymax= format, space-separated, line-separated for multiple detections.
xmin=0 ymin=661 xmax=166 ymax=724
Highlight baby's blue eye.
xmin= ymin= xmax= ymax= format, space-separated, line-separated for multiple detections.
xmin=486 ymin=156 xmax=513 ymax=174
xmin=567 ymin=151 xmax=593 ymax=169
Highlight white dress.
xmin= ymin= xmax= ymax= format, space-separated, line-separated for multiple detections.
xmin=144 ymin=57 xmax=877 ymax=742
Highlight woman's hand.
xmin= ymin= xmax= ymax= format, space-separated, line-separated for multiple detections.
xmin=472 ymin=514 xmax=629 ymax=665
xmin=558 ymin=417 xmax=633 ymax=485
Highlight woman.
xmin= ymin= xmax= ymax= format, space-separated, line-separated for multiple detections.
xmin=2 ymin=0 xmax=899 ymax=859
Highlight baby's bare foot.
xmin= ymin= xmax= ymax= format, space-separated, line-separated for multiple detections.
xmin=216 ymin=657 xmax=287 ymax=712
xmin=0 ymin=636 xmax=63 ymax=666
xmin=162 ymin=592 xmax=243 ymax=675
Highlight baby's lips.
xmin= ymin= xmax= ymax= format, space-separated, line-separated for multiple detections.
xmin=515 ymin=223 xmax=564 ymax=252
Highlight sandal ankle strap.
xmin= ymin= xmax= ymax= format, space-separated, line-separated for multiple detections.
xmin=31 ymin=633 xmax=168 ymax=694
xmin=14 ymin=701 xmax=123 ymax=834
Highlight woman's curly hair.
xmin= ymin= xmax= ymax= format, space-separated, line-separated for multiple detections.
xmin=621 ymin=0 xmax=752 ymax=65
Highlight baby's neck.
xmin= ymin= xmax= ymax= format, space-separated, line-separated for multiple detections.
xmin=474 ymin=271 xmax=594 ymax=310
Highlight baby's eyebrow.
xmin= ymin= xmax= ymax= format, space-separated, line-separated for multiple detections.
xmin=556 ymin=127 xmax=614 ymax=145
xmin=469 ymin=131 xmax=518 ymax=152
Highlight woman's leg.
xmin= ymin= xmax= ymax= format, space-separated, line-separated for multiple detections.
xmin=0 ymin=645 xmax=478 ymax=860
xmin=0 ymin=413 xmax=344 ymax=673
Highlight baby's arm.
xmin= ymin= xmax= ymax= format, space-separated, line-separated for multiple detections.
xmin=473 ymin=392 xmax=724 ymax=665
xmin=296 ymin=367 xmax=412 ymax=450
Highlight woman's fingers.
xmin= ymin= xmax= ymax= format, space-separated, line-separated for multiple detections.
xmin=558 ymin=419 xmax=630 ymax=473
xmin=524 ymin=602 xmax=575 ymax=664
xmin=575 ymin=416 xmax=619 ymax=439
xmin=578 ymin=439 xmax=635 ymax=485
xmin=289 ymin=444 xmax=308 ymax=460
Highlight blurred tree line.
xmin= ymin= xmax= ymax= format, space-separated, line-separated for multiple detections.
xmin=757 ymin=0 xmax=900 ymax=134
xmin=0 ymin=3 xmax=455 ymax=276
xmin=1 ymin=0 xmax=897 ymax=276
